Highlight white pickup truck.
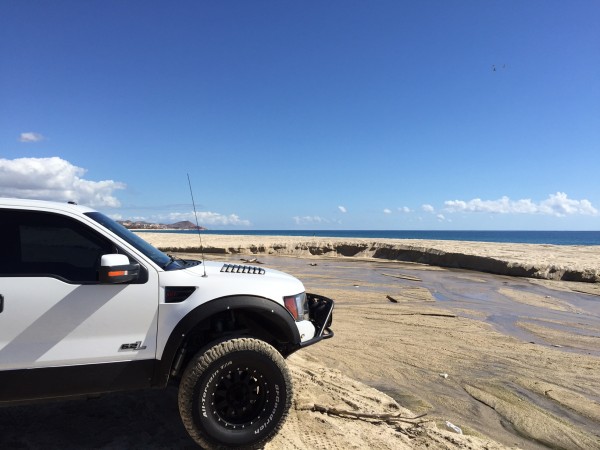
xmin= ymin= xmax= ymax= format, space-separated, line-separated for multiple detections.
xmin=0 ymin=198 xmax=334 ymax=449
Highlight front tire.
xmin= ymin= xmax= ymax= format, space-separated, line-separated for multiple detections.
xmin=178 ymin=338 xmax=292 ymax=449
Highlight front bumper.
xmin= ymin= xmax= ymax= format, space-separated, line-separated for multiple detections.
xmin=299 ymin=293 xmax=334 ymax=348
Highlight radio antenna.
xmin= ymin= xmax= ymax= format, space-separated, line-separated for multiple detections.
xmin=187 ymin=173 xmax=207 ymax=277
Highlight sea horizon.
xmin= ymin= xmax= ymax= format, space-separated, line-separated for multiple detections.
xmin=135 ymin=229 xmax=600 ymax=246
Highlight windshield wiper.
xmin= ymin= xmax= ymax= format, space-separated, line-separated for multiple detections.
xmin=164 ymin=254 xmax=185 ymax=270
xmin=164 ymin=254 xmax=202 ymax=270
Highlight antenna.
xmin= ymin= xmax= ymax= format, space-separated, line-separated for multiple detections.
xmin=187 ymin=173 xmax=207 ymax=277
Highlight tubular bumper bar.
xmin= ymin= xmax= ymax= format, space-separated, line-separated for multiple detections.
xmin=299 ymin=293 xmax=334 ymax=348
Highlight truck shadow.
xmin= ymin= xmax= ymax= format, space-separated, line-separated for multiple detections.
xmin=0 ymin=387 xmax=198 ymax=449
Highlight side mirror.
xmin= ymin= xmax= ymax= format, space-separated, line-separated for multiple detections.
xmin=98 ymin=254 xmax=140 ymax=284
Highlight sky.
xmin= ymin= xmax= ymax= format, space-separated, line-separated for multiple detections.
xmin=1 ymin=1 xmax=599 ymax=230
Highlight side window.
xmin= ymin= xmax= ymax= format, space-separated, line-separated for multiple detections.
xmin=0 ymin=209 xmax=117 ymax=283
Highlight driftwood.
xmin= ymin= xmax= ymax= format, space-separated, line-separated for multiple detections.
xmin=386 ymin=295 xmax=399 ymax=303
xmin=240 ymin=257 xmax=263 ymax=264
xmin=381 ymin=272 xmax=422 ymax=282
xmin=302 ymin=404 xmax=429 ymax=426
xmin=570 ymin=288 xmax=600 ymax=297
xmin=402 ymin=312 xmax=457 ymax=318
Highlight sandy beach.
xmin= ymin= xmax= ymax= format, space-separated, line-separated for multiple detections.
xmin=149 ymin=234 xmax=600 ymax=449
xmin=1 ymin=234 xmax=598 ymax=449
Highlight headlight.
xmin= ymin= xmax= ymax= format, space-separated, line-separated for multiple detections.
xmin=283 ymin=292 xmax=309 ymax=321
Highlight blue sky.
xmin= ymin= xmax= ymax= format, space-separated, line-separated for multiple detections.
xmin=1 ymin=1 xmax=599 ymax=230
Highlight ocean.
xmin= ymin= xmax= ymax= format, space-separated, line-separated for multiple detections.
xmin=136 ymin=230 xmax=600 ymax=246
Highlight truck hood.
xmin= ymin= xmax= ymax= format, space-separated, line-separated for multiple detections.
xmin=159 ymin=259 xmax=305 ymax=306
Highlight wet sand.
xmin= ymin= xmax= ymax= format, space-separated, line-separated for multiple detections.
xmin=209 ymin=253 xmax=600 ymax=450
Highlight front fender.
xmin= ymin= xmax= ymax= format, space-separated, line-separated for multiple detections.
xmin=152 ymin=295 xmax=300 ymax=387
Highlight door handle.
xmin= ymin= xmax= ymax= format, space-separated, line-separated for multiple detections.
xmin=0 ymin=294 xmax=3 ymax=313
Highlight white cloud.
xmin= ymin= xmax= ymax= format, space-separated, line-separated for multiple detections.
xmin=399 ymin=206 xmax=411 ymax=213
xmin=338 ymin=205 xmax=347 ymax=213
xmin=422 ymin=204 xmax=435 ymax=213
xmin=293 ymin=215 xmax=329 ymax=225
xmin=538 ymin=192 xmax=598 ymax=216
xmin=165 ymin=211 xmax=251 ymax=226
xmin=436 ymin=214 xmax=446 ymax=221
xmin=0 ymin=157 xmax=125 ymax=207
xmin=444 ymin=192 xmax=598 ymax=217
xmin=383 ymin=208 xmax=392 ymax=214
xmin=19 ymin=132 xmax=45 ymax=143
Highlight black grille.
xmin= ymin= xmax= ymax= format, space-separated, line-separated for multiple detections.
xmin=220 ymin=264 xmax=265 ymax=275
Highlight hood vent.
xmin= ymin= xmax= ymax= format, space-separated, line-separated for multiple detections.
xmin=221 ymin=264 xmax=265 ymax=275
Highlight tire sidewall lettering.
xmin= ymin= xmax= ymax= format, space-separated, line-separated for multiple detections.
xmin=200 ymin=365 xmax=221 ymax=418
xmin=200 ymin=359 xmax=233 ymax=418
xmin=255 ymin=383 xmax=279 ymax=435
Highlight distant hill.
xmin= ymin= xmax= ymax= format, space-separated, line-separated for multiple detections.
xmin=118 ymin=220 xmax=206 ymax=230
xmin=170 ymin=220 xmax=205 ymax=230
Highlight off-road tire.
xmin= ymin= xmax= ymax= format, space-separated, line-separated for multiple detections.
xmin=178 ymin=338 xmax=293 ymax=449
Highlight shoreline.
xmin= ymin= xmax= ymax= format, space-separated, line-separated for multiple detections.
xmin=133 ymin=229 xmax=600 ymax=246
xmin=136 ymin=233 xmax=600 ymax=283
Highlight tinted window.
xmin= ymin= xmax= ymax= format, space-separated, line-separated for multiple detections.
xmin=0 ymin=209 xmax=117 ymax=282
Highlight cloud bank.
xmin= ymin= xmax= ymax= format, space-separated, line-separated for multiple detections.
xmin=0 ymin=157 xmax=125 ymax=207
xmin=293 ymin=215 xmax=328 ymax=225
xmin=165 ymin=211 xmax=251 ymax=226
xmin=444 ymin=193 xmax=598 ymax=217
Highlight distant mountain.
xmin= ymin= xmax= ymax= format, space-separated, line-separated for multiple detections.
xmin=170 ymin=220 xmax=204 ymax=230
xmin=118 ymin=220 xmax=206 ymax=230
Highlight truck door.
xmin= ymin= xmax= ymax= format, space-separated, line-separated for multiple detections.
xmin=0 ymin=209 xmax=158 ymax=373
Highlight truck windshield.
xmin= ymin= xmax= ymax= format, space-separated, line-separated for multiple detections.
xmin=85 ymin=212 xmax=183 ymax=270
